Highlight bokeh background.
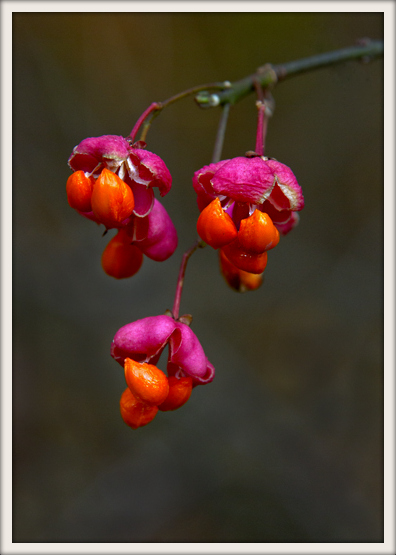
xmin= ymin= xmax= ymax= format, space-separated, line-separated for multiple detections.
xmin=13 ymin=11 xmax=383 ymax=543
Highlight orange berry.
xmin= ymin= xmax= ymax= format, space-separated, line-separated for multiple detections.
xmin=101 ymin=230 xmax=143 ymax=279
xmin=120 ymin=387 xmax=158 ymax=429
xmin=197 ymin=197 xmax=237 ymax=249
xmin=66 ymin=170 xmax=94 ymax=212
xmin=91 ymin=168 xmax=135 ymax=228
xmin=158 ymin=376 xmax=193 ymax=411
xmin=222 ymin=238 xmax=268 ymax=274
xmin=238 ymin=210 xmax=280 ymax=253
xmin=124 ymin=358 xmax=169 ymax=406
xmin=219 ymin=249 xmax=263 ymax=292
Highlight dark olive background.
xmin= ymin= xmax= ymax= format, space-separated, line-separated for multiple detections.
xmin=13 ymin=12 xmax=383 ymax=543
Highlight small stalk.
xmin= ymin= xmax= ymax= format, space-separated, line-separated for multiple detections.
xmin=129 ymin=102 xmax=160 ymax=142
xmin=172 ymin=240 xmax=204 ymax=320
xmin=212 ymin=103 xmax=231 ymax=164
xmin=255 ymin=102 xmax=266 ymax=156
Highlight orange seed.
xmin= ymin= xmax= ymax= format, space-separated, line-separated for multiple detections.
xmin=124 ymin=358 xmax=169 ymax=406
xmin=238 ymin=210 xmax=280 ymax=254
xmin=219 ymin=249 xmax=263 ymax=292
xmin=120 ymin=387 xmax=158 ymax=429
xmin=101 ymin=230 xmax=143 ymax=279
xmin=222 ymin=238 xmax=268 ymax=274
xmin=91 ymin=168 xmax=135 ymax=228
xmin=66 ymin=170 xmax=95 ymax=212
xmin=158 ymin=376 xmax=193 ymax=411
xmin=197 ymin=197 xmax=238 ymax=249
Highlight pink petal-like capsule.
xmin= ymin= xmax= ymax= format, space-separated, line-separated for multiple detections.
xmin=211 ymin=157 xmax=274 ymax=204
xmin=111 ymin=315 xmax=176 ymax=366
xmin=68 ymin=136 xmax=172 ymax=210
xmin=259 ymin=200 xmax=292 ymax=226
xmin=266 ymin=160 xmax=304 ymax=212
xmin=128 ymin=149 xmax=172 ymax=197
xmin=193 ymin=160 xmax=230 ymax=211
xmin=274 ymin=212 xmax=300 ymax=235
xmin=137 ymin=199 xmax=178 ymax=262
xmin=111 ymin=315 xmax=215 ymax=386
xmin=168 ymin=322 xmax=209 ymax=380
xmin=194 ymin=359 xmax=215 ymax=385
xmin=128 ymin=181 xmax=155 ymax=217
xmin=167 ymin=358 xmax=215 ymax=386
xmin=68 ymin=135 xmax=130 ymax=173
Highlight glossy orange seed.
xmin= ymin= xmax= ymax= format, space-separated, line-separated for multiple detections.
xmin=158 ymin=376 xmax=193 ymax=411
xmin=222 ymin=238 xmax=268 ymax=274
xmin=124 ymin=358 xmax=169 ymax=406
xmin=219 ymin=249 xmax=263 ymax=292
xmin=101 ymin=230 xmax=143 ymax=279
xmin=91 ymin=168 xmax=135 ymax=228
xmin=197 ymin=197 xmax=238 ymax=249
xmin=238 ymin=210 xmax=280 ymax=254
xmin=120 ymin=387 xmax=158 ymax=429
xmin=66 ymin=171 xmax=95 ymax=212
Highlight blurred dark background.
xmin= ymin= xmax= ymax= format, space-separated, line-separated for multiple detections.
xmin=13 ymin=12 xmax=383 ymax=543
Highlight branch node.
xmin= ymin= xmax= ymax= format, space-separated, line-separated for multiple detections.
xmin=255 ymin=63 xmax=278 ymax=87
xmin=195 ymin=92 xmax=221 ymax=108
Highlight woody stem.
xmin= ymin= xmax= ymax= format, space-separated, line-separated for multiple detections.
xmin=195 ymin=39 xmax=384 ymax=108
xmin=172 ymin=240 xmax=204 ymax=320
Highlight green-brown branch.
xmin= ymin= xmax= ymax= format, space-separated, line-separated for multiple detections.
xmin=195 ymin=39 xmax=384 ymax=108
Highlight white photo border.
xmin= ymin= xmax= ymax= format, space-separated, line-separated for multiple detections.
xmin=1 ymin=1 xmax=394 ymax=554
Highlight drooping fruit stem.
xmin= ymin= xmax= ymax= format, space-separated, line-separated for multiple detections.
xmin=212 ymin=103 xmax=231 ymax=164
xmin=172 ymin=240 xmax=204 ymax=320
xmin=255 ymin=101 xmax=268 ymax=156
xmin=129 ymin=102 xmax=160 ymax=143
